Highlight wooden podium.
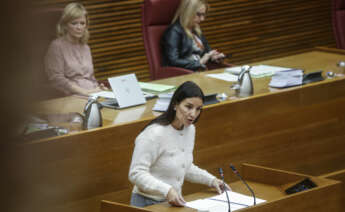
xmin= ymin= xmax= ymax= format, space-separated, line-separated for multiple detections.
xmin=101 ymin=164 xmax=343 ymax=212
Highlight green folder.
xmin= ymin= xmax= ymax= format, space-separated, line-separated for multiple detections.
xmin=139 ymin=82 xmax=176 ymax=94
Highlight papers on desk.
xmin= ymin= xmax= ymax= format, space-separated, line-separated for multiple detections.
xmin=152 ymin=93 xmax=173 ymax=112
xmin=207 ymin=65 xmax=292 ymax=82
xmin=269 ymin=69 xmax=303 ymax=88
xmin=90 ymin=91 xmax=157 ymax=101
xmin=206 ymin=73 xmax=238 ymax=82
xmin=249 ymin=65 xmax=291 ymax=78
xmin=90 ymin=91 xmax=115 ymax=99
xmin=139 ymin=82 xmax=176 ymax=94
xmin=185 ymin=191 xmax=266 ymax=211
xmin=225 ymin=65 xmax=292 ymax=78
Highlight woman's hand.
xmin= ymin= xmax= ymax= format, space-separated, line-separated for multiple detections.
xmin=167 ymin=188 xmax=186 ymax=207
xmin=210 ymin=50 xmax=225 ymax=63
xmin=99 ymin=83 xmax=110 ymax=91
xmin=200 ymin=50 xmax=216 ymax=65
xmin=212 ymin=178 xmax=231 ymax=194
xmin=200 ymin=50 xmax=225 ymax=65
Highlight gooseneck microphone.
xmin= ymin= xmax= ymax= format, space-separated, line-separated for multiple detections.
xmin=218 ymin=168 xmax=231 ymax=212
xmin=230 ymin=164 xmax=256 ymax=206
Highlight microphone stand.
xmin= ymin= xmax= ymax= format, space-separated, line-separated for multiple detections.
xmin=230 ymin=164 xmax=256 ymax=206
xmin=218 ymin=168 xmax=231 ymax=212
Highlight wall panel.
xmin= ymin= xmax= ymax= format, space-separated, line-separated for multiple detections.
xmin=35 ymin=0 xmax=335 ymax=81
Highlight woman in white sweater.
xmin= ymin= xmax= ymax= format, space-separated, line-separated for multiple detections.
xmin=128 ymin=81 xmax=229 ymax=207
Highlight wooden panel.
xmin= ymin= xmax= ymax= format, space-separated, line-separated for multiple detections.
xmin=9 ymin=120 xmax=148 ymax=212
xmin=101 ymin=200 xmax=151 ymax=212
xmin=146 ymin=164 xmax=345 ymax=212
xmin=10 ymin=77 xmax=345 ymax=212
xmin=321 ymin=169 xmax=345 ymax=182
xmin=34 ymin=0 xmax=335 ymax=81
xmin=319 ymin=169 xmax=345 ymax=210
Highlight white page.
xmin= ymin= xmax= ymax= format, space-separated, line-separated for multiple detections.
xmin=186 ymin=199 xmax=247 ymax=211
xmin=225 ymin=65 xmax=292 ymax=78
xmin=185 ymin=199 xmax=223 ymax=211
xmin=210 ymin=191 xmax=266 ymax=206
xmin=90 ymin=91 xmax=115 ymax=99
xmin=252 ymin=65 xmax=291 ymax=73
xmin=224 ymin=66 xmax=242 ymax=75
xmin=152 ymin=99 xmax=170 ymax=112
xmin=269 ymin=69 xmax=303 ymax=88
xmin=186 ymin=191 xmax=266 ymax=211
xmin=152 ymin=93 xmax=173 ymax=112
xmin=91 ymin=90 xmax=156 ymax=99
xmin=206 ymin=73 xmax=238 ymax=82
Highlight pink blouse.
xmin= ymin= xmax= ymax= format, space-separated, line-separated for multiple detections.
xmin=44 ymin=37 xmax=99 ymax=95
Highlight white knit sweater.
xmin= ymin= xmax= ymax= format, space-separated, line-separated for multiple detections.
xmin=128 ymin=123 xmax=216 ymax=201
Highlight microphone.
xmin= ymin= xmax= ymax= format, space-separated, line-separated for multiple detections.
xmin=218 ymin=168 xmax=231 ymax=212
xmin=230 ymin=164 xmax=256 ymax=206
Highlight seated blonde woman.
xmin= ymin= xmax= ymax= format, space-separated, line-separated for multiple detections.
xmin=161 ymin=0 xmax=227 ymax=71
xmin=45 ymin=2 xmax=105 ymax=96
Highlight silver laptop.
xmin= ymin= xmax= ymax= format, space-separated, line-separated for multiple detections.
xmin=104 ymin=74 xmax=146 ymax=109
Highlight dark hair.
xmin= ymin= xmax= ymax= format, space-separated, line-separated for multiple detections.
xmin=146 ymin=81 xmax=205 ymax=128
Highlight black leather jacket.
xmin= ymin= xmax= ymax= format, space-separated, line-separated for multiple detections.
xmin=161 ymin=21 xmax=211 ymax=71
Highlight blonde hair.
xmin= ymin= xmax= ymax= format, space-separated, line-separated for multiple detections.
xmin=57 ymin=2 xmax=90 ymax=44
xmin=172 ymin=0 xmax=209 ymax=38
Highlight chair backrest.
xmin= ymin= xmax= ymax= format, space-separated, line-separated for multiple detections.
xmin=141 ymin=0 xmax=181 ymax=80
xmin=332 ymin=0 xmax=345 ymax=49
xmin=31 ymin=7 xmax=65 ymax=99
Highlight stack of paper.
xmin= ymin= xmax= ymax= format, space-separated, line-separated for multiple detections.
xmin=206 ymin=73 xmax=238 ymax=82
xmin=152 ymin=93 xmax=173 ymax=112
xmin=90 ymin=90 xmax=157 ymax=100
xmin=224 ymin=65 xmax=291 ymax=78
xmin=185 ymin=191 xmax=266 ymax=211
xmin=90 ymin=91 xmax=115 ymax=99
xmin=269 ymin=69 xmax=303 ymax=88
xmin=139 ymin=82 xmax=176 ymax=94
xmin=249 ymin=65 xmax=291 ymax=78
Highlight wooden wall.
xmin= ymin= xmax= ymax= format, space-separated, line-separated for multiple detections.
xmin=35 ymin=0 xmax=335 ymax=81
xmin=9 ymin=77 xmax=345 ymax=212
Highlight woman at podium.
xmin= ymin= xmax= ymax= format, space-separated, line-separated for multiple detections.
xmin=129 ymin=81 xmax=229 ymax=207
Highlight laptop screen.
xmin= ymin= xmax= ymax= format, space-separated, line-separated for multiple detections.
xmin=108 ymin=74 xmax=146 ymax=108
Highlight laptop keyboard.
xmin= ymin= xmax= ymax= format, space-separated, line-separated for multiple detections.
xmin=100 ymin=92 xmax=157 ymax=109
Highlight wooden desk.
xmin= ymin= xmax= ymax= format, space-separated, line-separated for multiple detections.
xmin=13 ymin=48 xmax=345 ymax=212
xmin=35 ymin=48 xmax=345 ymax=131
xmin=101 ymin=164 xmax=344 ymax=212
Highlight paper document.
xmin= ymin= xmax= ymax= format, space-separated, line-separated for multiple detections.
xmin=90 ymin=91 xmax=115 ymax=99
xmin=90 ymin=91 xmax=156 ymax=100
xmin=224 ymin=65 xmax=292 ymax=78
xmin=139 ymin=82 xmax=175 ymax=93
xmin=206 ymin=73 xmax=238 ymax=82
xmin=152 ymin=93 xmax=173 ymax=112
xmin=269 ymin=69 xmax=303 ymax=88
xmin=185 ymin=199 xmax=230 ymax=212
xmin=224 ymin=66 xmax=242 ymax=75
xmin=249 ymin=65 xmax=291 ymax=78
xmin=186 ymin=191 xmax=266 ymax=211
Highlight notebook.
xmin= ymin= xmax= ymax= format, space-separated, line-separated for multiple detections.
xmin=102 ymin=74 xmax=146 ymax=109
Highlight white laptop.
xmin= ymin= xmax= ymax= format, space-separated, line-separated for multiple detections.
xmin=98 ymin=74 xmax=146 ymax=109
